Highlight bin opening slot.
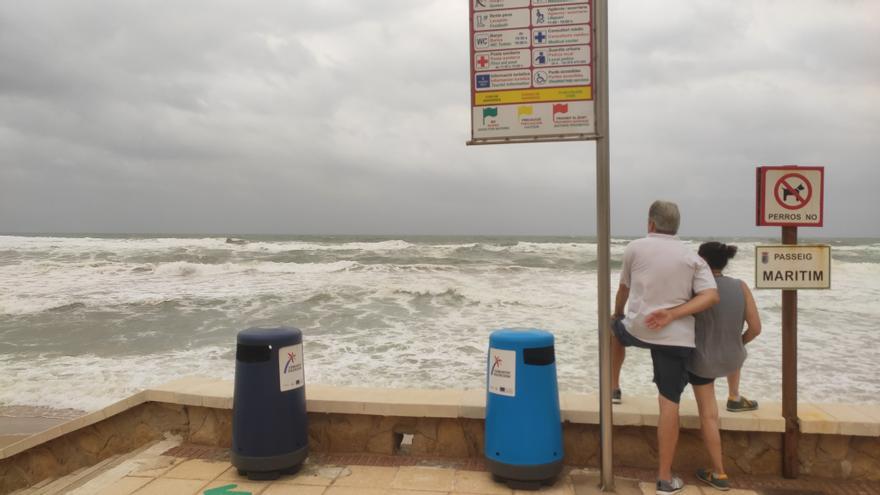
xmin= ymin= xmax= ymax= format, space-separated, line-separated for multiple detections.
xmin=523 ymin=346 xmax=555 ymax=365
xmin=237 ymin=344 xmax=271 ymax=362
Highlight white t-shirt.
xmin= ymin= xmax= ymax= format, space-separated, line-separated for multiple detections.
xmin=620 ymin=233 xmax=717 ymax=348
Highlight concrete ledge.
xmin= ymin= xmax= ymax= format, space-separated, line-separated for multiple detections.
xmin=0 ymin=391 xmax=148 ymax=461
xmin=800 ymin=402 xmax=880 ymax=436
xmin=139 ymin=376 xmax=804 ymax=434
xmin=10 ymin=374 xmax=880 ymax=462
xmin=2 ymin=375 xmax=878 ymax=462
xmin=143 ymin=376 xmax=792 ymax=432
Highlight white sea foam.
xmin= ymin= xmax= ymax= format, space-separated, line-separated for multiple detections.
xmin=0 ymin=235 xmax=419 ymax=256
xmin=508 ymin=241 xmax=595 ymax=255
xmin=0 ymin=235 xmax=227 ymax=255
xmin=0 ymin=259 xmax=364 ymax=316
xmin=228 ymin=239 xmax=415 ymax=253
xmin=0 ymin=347 xmax=234 ymax=411
xmin=150 ymin=260 xmax=359 ymax=277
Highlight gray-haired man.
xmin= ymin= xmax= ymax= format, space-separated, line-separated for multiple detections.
xmin=610 ymin=200 xmax=719 ymax=494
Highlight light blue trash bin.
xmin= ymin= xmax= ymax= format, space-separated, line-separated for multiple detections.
xmin=484 ymin=328 xmax=563 ymax=490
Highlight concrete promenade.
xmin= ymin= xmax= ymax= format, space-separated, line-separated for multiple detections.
xmin=12 ymin=441 xmax=880 ymax=495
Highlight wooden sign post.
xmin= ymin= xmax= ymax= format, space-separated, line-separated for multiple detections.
xmin=756 ymin=165 xmax=826 ymax=479
xmin=781 ymin=226 xmax=798 ymax=479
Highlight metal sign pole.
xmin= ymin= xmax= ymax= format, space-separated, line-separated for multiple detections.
xmin=782 ymin=226 xmax=799 ymax=478
xmin=594 ymin=0 xmax=613 ymax=490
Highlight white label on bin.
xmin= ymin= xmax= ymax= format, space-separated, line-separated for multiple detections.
xmin=279 ymin=344 xmax=304 ymax=392
xmin=488 ymin=348 xmax=516 ymax=397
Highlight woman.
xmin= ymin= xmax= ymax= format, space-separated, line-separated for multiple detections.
xmin=687 ymin=242 xmax=762 ymax=491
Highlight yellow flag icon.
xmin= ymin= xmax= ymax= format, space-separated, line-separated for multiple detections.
xmin=518 ymin=106 xmax=534 ymax=117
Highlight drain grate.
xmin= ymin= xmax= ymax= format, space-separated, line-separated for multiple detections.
xmin=760 ymin=490 xmax=826 ymax=495
xmin=162 ymin=444 xmax=229 ymax=461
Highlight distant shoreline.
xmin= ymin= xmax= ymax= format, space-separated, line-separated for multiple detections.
xmin=1 ymin=232 xmax=878 ymax=242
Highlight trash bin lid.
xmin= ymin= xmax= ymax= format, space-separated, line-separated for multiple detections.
xmin=237 ymin=326 xmax=302 ymax=346
xmin=489 ymin=328 xmax=553 ymax=349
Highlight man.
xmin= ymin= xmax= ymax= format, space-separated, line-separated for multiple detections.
xmin=610 ymin=200 xmax=719 ymax=495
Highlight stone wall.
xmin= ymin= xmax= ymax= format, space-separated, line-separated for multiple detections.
xmin=2 ymin=404 xmax=879 ymax=493
xmin=562 ymin=424 xmax=784 ymax=476
xmin=307 ymin=413 xmax=484 ymax=458
xmin=306 ymin=413 xmax=880 ymax=481
xmin=799 ymin=433 xmax=880 ymax=479
xmin=0 ymin=403 xmax=229 ymax=494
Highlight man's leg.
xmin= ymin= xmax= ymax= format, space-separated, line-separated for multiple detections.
xmin=693 ymin=381 xmax=725 ymax=475
xmin=657 ymin=394 xmax=680 ymax=481
xmin=611 ymin=333 xmax=625 ymax=391
xmin=650 ymin=346 xmax=691 ymax=483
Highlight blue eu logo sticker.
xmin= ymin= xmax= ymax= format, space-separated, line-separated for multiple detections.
xmin=476 ymin=74 xmax=490 ymax=89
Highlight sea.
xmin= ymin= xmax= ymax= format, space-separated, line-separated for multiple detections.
xmin=0 ymin=234 xmax=878 ymax=412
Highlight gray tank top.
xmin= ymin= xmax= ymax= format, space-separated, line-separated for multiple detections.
xmin=687 ymin=275 xmax=747 ymax=378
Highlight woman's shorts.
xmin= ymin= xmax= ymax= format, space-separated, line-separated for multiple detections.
xmin=688 ymin=372 xmax=715 ymax=386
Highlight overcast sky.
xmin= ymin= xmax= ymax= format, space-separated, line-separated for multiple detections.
xmin=0 ymin=0 xmax=877 ymax=237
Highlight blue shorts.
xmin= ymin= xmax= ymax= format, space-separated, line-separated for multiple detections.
xmin=612 ymin=318 xmax=693 ymax=403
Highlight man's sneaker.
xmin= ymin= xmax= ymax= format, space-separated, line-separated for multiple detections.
xmin=612 ymin=388 xmax=622 ymax=404
xmin=656 ymin=476 xmax=684 ymax=494
xmin=696 ymin=468 xmax=730 ymax=491
xmin=726 ymin=396 xmax=758 ymax=412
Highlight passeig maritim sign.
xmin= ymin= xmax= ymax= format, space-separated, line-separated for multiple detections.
xmin=755 ymin=245 xmax=831 ymax=290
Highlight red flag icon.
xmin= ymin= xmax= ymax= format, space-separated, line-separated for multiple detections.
xmin=552 ymin=103 xmax=568 ymax=122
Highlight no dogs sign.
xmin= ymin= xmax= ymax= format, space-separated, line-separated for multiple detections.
xmin=756 ymin=166 xmax=824 ymax=227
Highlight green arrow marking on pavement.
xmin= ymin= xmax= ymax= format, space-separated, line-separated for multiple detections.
xmin=204 ymin=484 xmax=251 ymax=495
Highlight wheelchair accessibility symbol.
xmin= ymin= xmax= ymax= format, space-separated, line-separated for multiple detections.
xmin=534 ymin=71 xmax=547 ymax=85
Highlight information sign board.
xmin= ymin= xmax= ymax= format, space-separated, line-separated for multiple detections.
xmin=468 ymin=0 xmax=597 ymax=144
xmin=755 ymin=245 xmax=831 ymax=290
xmin=756 ymin=166 xmax=824 ymax=227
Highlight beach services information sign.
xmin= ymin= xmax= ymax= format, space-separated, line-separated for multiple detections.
xmin=468 ymin=0 xmax=596 ymax=144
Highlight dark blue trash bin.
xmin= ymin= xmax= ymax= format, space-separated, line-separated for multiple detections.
xmin=231 ymin=326 xmax=308 ymax=480
xmin=485 ymin=328 xmax=563 ymax=489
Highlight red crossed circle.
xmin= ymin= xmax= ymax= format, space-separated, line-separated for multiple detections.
xmin=773 ymin=172 xmax=813 ymax=210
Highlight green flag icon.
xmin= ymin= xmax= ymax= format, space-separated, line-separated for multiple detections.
xmin=204 ymin=484 xmax=251 ymax=495
xmin=482 ymin=107 xmax=498 ymax=124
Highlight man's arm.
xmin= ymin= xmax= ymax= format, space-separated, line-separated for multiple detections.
xmin=612 ymin=283 xmax=629 ymax=320
xmin=644 ymin=288 xmax=720 ymax=330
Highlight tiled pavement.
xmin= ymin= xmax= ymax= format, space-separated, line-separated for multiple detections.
xmin=15 ymin=443 xmax=880 ymax=495
xmin=77 ymin=458 xmax=580 ymax=495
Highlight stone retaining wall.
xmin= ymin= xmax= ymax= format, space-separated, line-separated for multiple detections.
xmin=304 ymin=413 xmax=879 ymax=480
xmin=2 ymin=388 xmax=879 ymax=493
xmin=12 ymin=402 xmax=874 ymax=495
xmin=0 ymin=403 xmax=191 ymax=494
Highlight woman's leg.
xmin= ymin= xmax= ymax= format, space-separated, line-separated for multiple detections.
xmin=727 ymin=368 xmax=741 ymax=400
xmin=693 ymin=381 xmax=725 ymax=475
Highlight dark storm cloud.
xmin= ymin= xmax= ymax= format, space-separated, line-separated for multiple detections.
xmin=0 ymin=0 xmax=877 ymax=236
xmin=608 ymin=0 xmax=880 ymax=237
